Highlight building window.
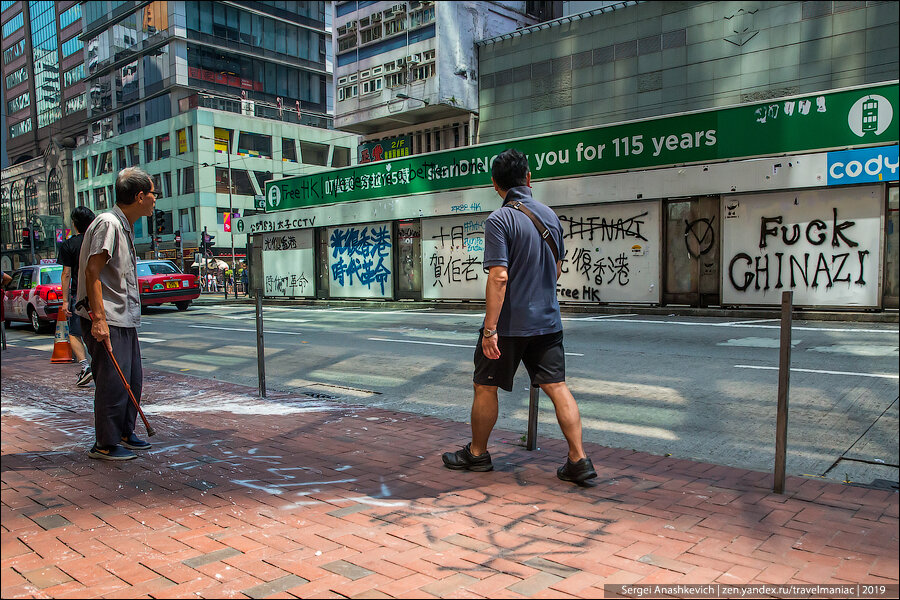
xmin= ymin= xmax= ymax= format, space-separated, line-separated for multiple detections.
xmin=237 ymin=132 xmax=271 ymax=158
xmin=77 ymin=158 xmax=89 ymax=180
xmin=10 ymin=181 xmax=24 ymax=236
xmin=6 ymin=65 xmax=26 ymax=88
xmin=64 ymin=64 xmax=84 ymax=87
xmin=117 ymin=147 xmax=127 ymax=171
xmin=385 ymin=72 xmax=405 ymax=88
xmin=410 ymin=6 xmax=434 ymax=28
xmin=98 ymin=151 xmax=113 ymax=174
xmin=6 ymin=91 xmax=28 ymax=114
xmin=163 ymin=172 xmax=172 ymax=197
xmin=338 ymin=35 xmax=356 ymax=52
xmin=385 ymin=16 xmax=406 ymax=36
xmin=64 ymin=93 xmax=86 ymax=114
xmin=176 ymin=127 xmax=193 ymax=154
xmin=127 ymin=143 xmax=140 ymax=166
xmin=93 ymin=187 xmax=108 ymax=211
xmin=299 ymin=141 xmax=328 ymax=166
xmin=59 ymin=4 xmax=81 ymax=29
xmin=281 ymin=138 xmax=297 ymax=162
xmin=24 ymin=177 xmax=38 ymax=220
xmin=1 ymin=11 xmax=22 ymax=38
xmin=151 ymin=174 xmax=163 ymax=198
xmin=8 ymin=116 xmax=31 ymax=137
xmin=332 ymin=147 xmax=350 ymax=168
xmin=145 ymin=139 xmax=154 ymax=162
xmin=179 ymin=207 xmax=195 ymax=232
xmin=3 ymin=38 xmax=24 ymax=64
xmin=360 ymin=24 xmax=382 ymax=44
xmin=361 ymin=78 xmax=382 ymax=94
xmin=61 ymin=35 xmax=83 ymax=57
xmin=156 ymin=134 xmax=171 ymax=160
xmin=410 ymin=62 xmax=435 ymax=82
xmin=181 ymin=166 xmax=195 ymax=194
xmin=230 ymin=169 xmax=256 ymax=195
xmin=48 ymin=169 xmax=62 ymax=215
xmin=215 ymin=168 xmax=232 ymax=194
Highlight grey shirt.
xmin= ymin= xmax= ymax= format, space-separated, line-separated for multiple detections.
xmin=75 ymin=205 xmax=141 ymax=328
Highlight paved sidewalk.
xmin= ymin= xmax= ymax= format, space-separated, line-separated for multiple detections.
xmin=2 ymin=345 xmax=898 ymax=599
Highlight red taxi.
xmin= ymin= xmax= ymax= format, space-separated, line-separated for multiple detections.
xmin=138 ymin=259 xmax=200 ymax=311
xmin=2 ymin=263 xmax=65 ymax=333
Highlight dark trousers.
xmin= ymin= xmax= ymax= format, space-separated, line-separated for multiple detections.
xmin=81 ymin=318 xmax=142 ymax=447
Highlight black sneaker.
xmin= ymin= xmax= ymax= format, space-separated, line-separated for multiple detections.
xmin=442 ymin=443 xmax=493 ymax=472
xmin=557 ymin=457 xmax=597 ymax=483
xmin=88 ymin=444 xmax=136 ymax=461
xmin=76 ymin=366 xmax=93 ymax=387
xmin=120 ymin=433 xmax=151 ymax=450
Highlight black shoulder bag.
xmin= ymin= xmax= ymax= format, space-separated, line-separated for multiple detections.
xmin=504 ymin=200 xmax=560 ymax=263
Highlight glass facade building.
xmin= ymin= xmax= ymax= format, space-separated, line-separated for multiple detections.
xmin=1 ymin=0 xmax=87 ymax=263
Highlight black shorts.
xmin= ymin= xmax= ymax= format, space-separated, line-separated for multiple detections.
xmin=473 ymin=329 xmax=566 ymax=392
xmin=68 ymin=312 xmax=83 ymax=337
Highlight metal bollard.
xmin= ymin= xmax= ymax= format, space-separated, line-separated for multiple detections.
xmin=255 ymin=289 xmax=267 ymax=398
xmin=773 ymin=290 xmax=793 ymax=494
xmin=526 ymin=382 xmax=540 ymax=451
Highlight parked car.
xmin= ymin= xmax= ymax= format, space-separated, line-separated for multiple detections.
xmin=2 ymin=263 xmax=64 ymax=332
xmin=137 ymin=259 xmax=200 ymax=311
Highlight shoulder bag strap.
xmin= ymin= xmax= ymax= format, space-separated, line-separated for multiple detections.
xmin=504 ymin=201 xmax=560 ymax=263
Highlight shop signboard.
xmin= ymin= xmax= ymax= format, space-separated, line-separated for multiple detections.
xmin=826 ymin=145 xmax=899 ymax=185
xmin=258 ymin=83 xmax=898 ymax=214
xmin=261 ymin=229 xmax=315 ymax=297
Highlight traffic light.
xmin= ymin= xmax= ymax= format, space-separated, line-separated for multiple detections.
xmin=22 ymin=228 xmax=31 ymax=249
xmin=206 ymin=233 xmax=215 ymax=248
xmin=154 ymin=208 xmax=165 ymax=234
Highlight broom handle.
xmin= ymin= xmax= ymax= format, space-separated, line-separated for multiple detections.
xmin=106 ymin=345 xmax=156 ymax=437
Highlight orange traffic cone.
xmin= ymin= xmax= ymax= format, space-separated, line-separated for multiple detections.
xmin=50 ymin=309 xmax=74 ymax=363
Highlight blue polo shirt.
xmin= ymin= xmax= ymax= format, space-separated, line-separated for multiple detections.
xmin=482 ymin=186 xmax=564 ymax=336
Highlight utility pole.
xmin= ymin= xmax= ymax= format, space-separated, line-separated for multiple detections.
xmin=227 ymin=142 xmax=235 ymax=274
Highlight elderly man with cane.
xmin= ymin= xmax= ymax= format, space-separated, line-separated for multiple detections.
xmin=75 ymin=167 xmax=157 ymax=461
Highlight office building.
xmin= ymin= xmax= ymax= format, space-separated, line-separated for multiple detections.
xmin=1 ymin=0 xmax=87 ymax=270
xmin=332 ymin=1 xmax=550 ymax=162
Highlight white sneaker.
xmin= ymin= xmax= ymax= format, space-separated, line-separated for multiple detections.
xmin=76 ymin=366 xmax=93 ymax=387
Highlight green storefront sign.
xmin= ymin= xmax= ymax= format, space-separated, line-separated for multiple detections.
xmin=262 ymin=83 xmax=899 ymax=213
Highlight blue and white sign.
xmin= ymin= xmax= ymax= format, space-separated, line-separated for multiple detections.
xmin=827 ymin=145 xmax=899 ymax=185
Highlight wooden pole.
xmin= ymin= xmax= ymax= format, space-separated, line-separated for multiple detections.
xmin=526 ymin=383 xmax=539 ymax=451
xmin=774 ymin=290 xmax=793 ymax=494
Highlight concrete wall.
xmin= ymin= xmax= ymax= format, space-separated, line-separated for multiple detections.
xmin=477 ymin=0 xmax=900 ymax=142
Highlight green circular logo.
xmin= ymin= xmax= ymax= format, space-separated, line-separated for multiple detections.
xmin=237 ymin=219 xmax=244 ymax=232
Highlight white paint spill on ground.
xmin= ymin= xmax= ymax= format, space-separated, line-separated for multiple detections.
xmin=146 ymin=392 xmax=352 ymax=416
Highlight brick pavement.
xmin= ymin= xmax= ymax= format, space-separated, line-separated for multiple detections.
xmin=2 ymin=345 xmax=898 ymax=599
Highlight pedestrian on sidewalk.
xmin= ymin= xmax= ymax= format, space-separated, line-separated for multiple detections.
xmin=240 ymin=263 xmax=249 ymax=296
xmin=442 ymin=148 xmax=597 ymax=484
xmin=75 ymin=167 xmax=155 ymax=461
xmin=58 ymin=207 xmax=97 ymax=387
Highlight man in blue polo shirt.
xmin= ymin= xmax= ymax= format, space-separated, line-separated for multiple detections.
xmin=442 ymin=148 xmax=597 ymax=484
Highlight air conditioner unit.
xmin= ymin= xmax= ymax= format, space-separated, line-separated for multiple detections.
xmin=241 ymin=100 xmax=254 ymax=116
xmin=406 ymin=54 xmax=420 ymax=64
xmin=396 ymin=58 xmax=405 ymax=67
xmin=346 ymin=20 xmax=357 ymax=30
xmin=392 ymin=4 xmax=406 ymax=13
xmin=372 ymin=12 xmax=382 ymax=21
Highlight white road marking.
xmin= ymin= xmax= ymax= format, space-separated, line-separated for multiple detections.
xmin=139 ymin=337 xmax=165 ymax=343
xmin=734 ymin=365 xmax=898 ymax=379
xmin=563 ymin=314 xmax=638 ymax=321
xmin=218 ymin=315 xmax=309 ymax=323
xmin=594 ymin=318 xmax=897 ymax=334
xmin=368 ymin=337 xmax=584 ymax=356
xmin=189 ymin=325 xmax=304 ymax=336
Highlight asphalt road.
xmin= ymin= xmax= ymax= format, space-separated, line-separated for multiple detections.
xmin=6 ymin=302 xmax=898 ymax=487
